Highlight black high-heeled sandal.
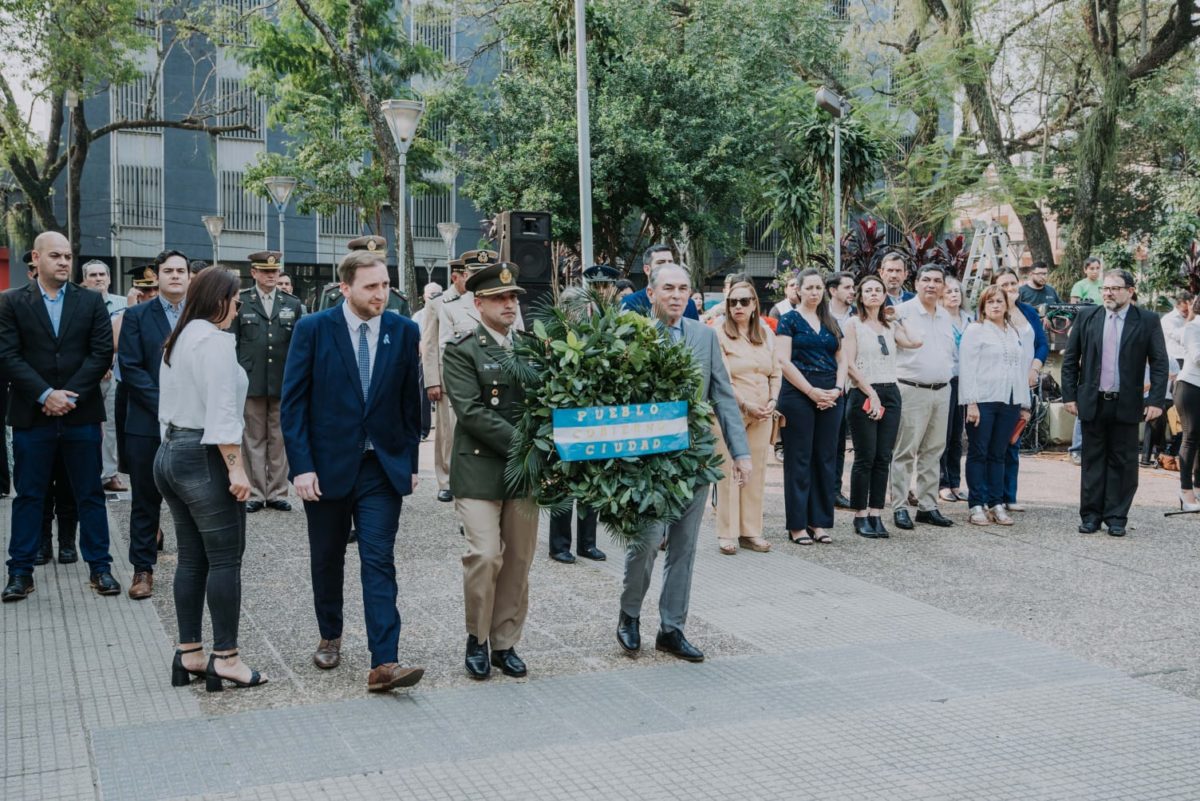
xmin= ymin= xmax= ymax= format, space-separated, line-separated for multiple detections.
xmin=171 ymin=646 xmax=207 ymax=687
xmin=206 ymin=652 xmax=268 ymax=692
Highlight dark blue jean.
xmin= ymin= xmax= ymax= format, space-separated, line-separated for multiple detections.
xmin=939 ymin=377 xmax=965 ymax=489
xmin=965 ymin=402 xmax=1020 ymax=508
xmin=154 ymin=428 xmax=246 ymax=650
xmin=7 ymin=422 xmax=111 ymax=576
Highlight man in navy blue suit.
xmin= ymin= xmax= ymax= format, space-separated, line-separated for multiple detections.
xmin=117 ymin=249 xmax=190 ymax=600
xmin=619 ymin=244 xmax=700 ymax=320
xmin=281 ymin=248 xmax=425 ymax=693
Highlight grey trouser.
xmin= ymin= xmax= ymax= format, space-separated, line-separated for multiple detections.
xmin=621 ymin=484 xmax=709 ymax=633
xmin=100 ymin=377 xmax=118 ymax=479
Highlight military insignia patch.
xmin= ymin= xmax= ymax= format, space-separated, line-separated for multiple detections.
xmin=267 ymin=254 xmax=278 ymax=265
xmin=499 ymin=267 xmax=512 ymax=284
xmin=143 ymin=267 xmax=155 ymax=281
xmin=367 ymin=239 xmax=378 ymax=251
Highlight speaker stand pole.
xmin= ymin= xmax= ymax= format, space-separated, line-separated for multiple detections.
xmin=574 ymin=0 xmax=594 ymax=269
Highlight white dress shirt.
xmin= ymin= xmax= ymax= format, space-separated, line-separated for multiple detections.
xmin=1177 ymin=319 xmax=1200 ymax=389
xmin=342 ymin=301 xmax=381 ymax=377
xmin=1161 ymin=309 xmax=1187 ymax=362
xmin=158 ymin=320 xmax=249 ymax=444
xmin=893 ymin=298 xmax=956 ymax=384
xmin=957 ymin=321 xmax=1029 ymax=408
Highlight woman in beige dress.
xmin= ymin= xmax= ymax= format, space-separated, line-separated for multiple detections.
xmin=714 ymin=280 xmax=781 ymax=554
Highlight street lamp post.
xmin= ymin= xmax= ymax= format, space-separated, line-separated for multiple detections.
xmin=816 ymin=87 xmax=850 ymax=273
xmin=380 ymin=98 xmax=425 ymax=300
xmin=574 ymin=0 xmax=594 ymax=269
xmin=436 ymin=221 xmax=459 ymax=285
xmin=263 ymin=176 xmax=297 ymax=265
xmin=202 ymin=215 xmax=225 ymax=265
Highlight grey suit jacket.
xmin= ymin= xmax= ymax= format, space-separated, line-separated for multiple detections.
xmin=680 ymin=317 xmax=750 ymax=460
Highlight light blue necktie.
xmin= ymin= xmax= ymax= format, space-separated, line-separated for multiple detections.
xmin=357 ymin=323 xmax=370 ymax=401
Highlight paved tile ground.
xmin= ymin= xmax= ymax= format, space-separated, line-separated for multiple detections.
xmin=4 ymin=440 xmax=1200 ymax=800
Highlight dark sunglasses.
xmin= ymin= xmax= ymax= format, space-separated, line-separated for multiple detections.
xmin=728 ymin=297 xmax=755 ymax=308
xmin=233 ymin=297 xmax=243 ymax=309
xmin=877 ymin=334 xmax=889 ymax=356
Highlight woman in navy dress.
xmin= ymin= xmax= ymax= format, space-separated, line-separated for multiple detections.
xmin=774 ymin=268 xmax=848 ymax=544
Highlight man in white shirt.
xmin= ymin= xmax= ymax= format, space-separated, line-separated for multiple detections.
xmin=890 ymin=265 xmax=957 ymax=530
xmin=769 ymin=275 xmax=801 ymax=319
xmin=81 ymin=260 xmax=128 ymax=491
xmin=1161 ymin=291 xmax=1192 ymax=368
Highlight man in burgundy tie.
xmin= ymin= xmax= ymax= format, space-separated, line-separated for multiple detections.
xmin=1061 ymin=269 xmax=1169 ymax=536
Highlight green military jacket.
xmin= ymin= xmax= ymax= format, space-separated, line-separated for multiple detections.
xmin=228 ymin=287 xmax=305 ymax=398
xmin=443 ymin=324 xmax=529 ymax=500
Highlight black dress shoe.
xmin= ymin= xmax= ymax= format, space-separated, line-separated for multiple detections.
xmin=550 ymin=551 xmax=576 ymax=564
xmin=915 ymin=509 xmax=954 ymax=527
xmin=266 ymin=499 xmax=292 ymax=511
xmin=834 ymin=493 xmax=852 ymax=509
xmin=490 ymin=648 xmax=527 ymax=677
xmin=1078 ymin=522 xmax=1100 ymax=534
xmin=2 ymin=574 xmax=34 ymax=602
xmin=58 ymin=546 xmax=78 ymax=564
xmin=578 ymin=547 xmax=607 ymax=561
xmin=465 ymin=634 xmax=491 ymax=679
xmin=34 ymin=543 xmax=52 ymax=566
xmin=894 ymin=509 xmax=914 ymax=530
xmin=655 ymin=628 xmax=704 ymax=662
xmin=617 ymin=611 xmax=640 ymax=654
xmin=868 ymin=516 xmax=889 ymax=538
xmin=437 ymin=490 xmax=454 ymax=503
xmin=245 ymin=501 xmax=265 ymax=513
xmin=853 ymin=517 xmax=878 ymax=538
xmin=89 ymin=571 xmax=121 ymax=596
xmin=1107 ymin=526 xmax=1127 ymax=537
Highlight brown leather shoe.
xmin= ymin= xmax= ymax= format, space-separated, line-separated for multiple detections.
xmin=102 ymin=477 xmax=128 ymax=492
xmin=313 ymin=638 xmax=342 ymax=670
xmin=367 ymin=663 xmax=424 ymax=692
xmin=127 ymin=572 xmax=153 ymax=600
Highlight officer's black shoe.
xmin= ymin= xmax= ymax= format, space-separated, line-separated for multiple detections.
xmin=2 ymin=574 xmax=34 ymax=602
xmin=58 ymin=546 xmax=78 ymax=564
xmin=465 ymin=635 xmax=490 ymax=679
xmin=490 ymin=648 xmax=527 ymax=677
xmin=617 ymin=611 xmax=640 ymax=654
xmin=834 ymin=492 xmax=852 ymax=509
xmin=245 ymin=501 xmax=265 ymax=513
xmin=1107 ymin=526 xmax=1127 ymax=537
xmin=266 ymin=499 xmax=292 ymax=512
xmin=437 ymin=490 xmax=454 ymax=503
xmin=915 ymin=509 xmax=954 ymax=527
xmin=550 ymin=551 xmax=575 ymax=564
xmin=655 ymin=628 xmax=704 ymax=663
xmin=89 ymin=571 xmax=121 ymax=596
xmin=894 ymin=509 xmax=914 ymax=530
xmin=34 ymin=541 xmax=52 ymax=566
xmin=578 ymin=547 xmax=607 ymax=561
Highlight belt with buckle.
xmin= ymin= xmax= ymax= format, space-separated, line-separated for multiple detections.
xmin=1100 ymin=391 xmax=1119 ymax=401
xmin=899 ymin=379 xmax=948 ymax=391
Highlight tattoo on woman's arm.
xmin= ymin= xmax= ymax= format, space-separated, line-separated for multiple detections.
xmin=226 ymin=454 xmax=237 ymax=466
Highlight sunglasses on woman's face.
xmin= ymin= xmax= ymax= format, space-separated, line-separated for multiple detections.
xmin=728 ymin=296 xmax=754 ymax=308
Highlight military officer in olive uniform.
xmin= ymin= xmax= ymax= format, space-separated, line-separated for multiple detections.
xmin=443 ymin=261 xmax=538 ymax=681
xmin=229 ymin=251 xmax=305 ymax=513
xmin=421 ymin=255 xmax=465 ymax=502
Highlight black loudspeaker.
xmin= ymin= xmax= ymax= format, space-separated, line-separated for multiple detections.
xmin=498 ymin=211 xmax=552 ymax=284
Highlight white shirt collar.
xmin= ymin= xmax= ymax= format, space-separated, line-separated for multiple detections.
xmin=481 ymin=322 xmax=511 ymax=348
xmin=342 ymin=301 xmax=382 ymax=334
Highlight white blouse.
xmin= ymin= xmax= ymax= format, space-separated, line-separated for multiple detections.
xmin=958 ymin=320 xmax=1029 ymax=408
xmin=845 ymin=316 xmax=897 ymax=387
xmin=158 ymin=320 xmax=249 ymax=444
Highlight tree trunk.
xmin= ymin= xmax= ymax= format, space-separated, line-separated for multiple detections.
xmin=68 ymin=104 xmax=90 ymax=271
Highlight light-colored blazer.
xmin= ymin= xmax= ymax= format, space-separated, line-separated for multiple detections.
xmin=680 ymin=317 xmax=751 ymax=460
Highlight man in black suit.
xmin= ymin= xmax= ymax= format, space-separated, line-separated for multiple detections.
xmin=117 ymin=249 xmax=190 ymax=600
xmin=0 ymin=232 xmax=119 ymax=601
xmin=1061 ymin=269 xmax=1169 ymax=537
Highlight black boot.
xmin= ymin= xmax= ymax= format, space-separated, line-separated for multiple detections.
xmin=853 ymin=517 xmax=877 ymax=538
xmin=868 ymin=516 xmax=890 ymax=539
xmin=465 ymin=634 xmax=491 ymax=679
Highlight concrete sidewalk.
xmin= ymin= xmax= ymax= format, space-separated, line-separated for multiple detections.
xmin=4 ymin=445 xmax=1200 ymax=800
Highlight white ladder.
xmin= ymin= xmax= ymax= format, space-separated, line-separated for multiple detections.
xmin=962 ymin=221 xmax=1019 ymax=307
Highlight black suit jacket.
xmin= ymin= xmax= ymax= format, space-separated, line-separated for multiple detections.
xmin=1061 ymin=304 xmax=1169 ymax=424
xmin=0 ymin=281 xmax=114 ymax=428
xmin=117 ymin=298 xmax=171 ymax=438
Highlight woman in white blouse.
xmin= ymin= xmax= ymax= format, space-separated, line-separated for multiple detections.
xmin=958 ymin=285 xmax=1030 ymax=526
xmin=154 ymin=267 xmax=265 ymax=692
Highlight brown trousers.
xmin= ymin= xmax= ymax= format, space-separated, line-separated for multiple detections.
xmin=715 ymin=413 xmax=773 ymax=540
xmin=243 ymin=396 xmax=290 ymax=503
xmin=456 ymin=496 xmax=538 ymax=650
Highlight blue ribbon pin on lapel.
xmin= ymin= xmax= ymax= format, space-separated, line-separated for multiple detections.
xmin=382 ymin=333 xmax=390 ymax=345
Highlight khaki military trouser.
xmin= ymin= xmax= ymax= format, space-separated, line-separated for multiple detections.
xmin=434 ymin=400 xmax=455 ymax=492
xmin=243 ymin=396 xmax=290 ymax=503
xmin=457 ymin=496 xmax=538 ymax=650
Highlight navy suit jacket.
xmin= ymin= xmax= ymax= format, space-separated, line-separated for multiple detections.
xmin=117 ymin=298 xmax=172 ymax=438
xmin=280 ymin=307 xmax=422 ymax=500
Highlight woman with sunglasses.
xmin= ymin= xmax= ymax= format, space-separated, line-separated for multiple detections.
xmin=774 ymin=268 xmax=848 ymax=544
xmin=713 ymin=281 xmax=781 ymax=554
xmin=842 ymin=274 xmax=921 ymax=537
xmin=155 ymin=267 xmax=265 ymax=692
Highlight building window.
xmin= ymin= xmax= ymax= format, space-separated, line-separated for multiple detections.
xmin=217 ymin=0 xmax=259 ymax=45
xmin=413 ymin=191 xmax=452 ymax=240
xmin=412 ymin=3 xmax=454 ymax=60
xmin=220 ymin=170 xmax=264 ymax=232
xmin=111 ymin=72 xmax=162 ymax=126
xmin=117 ymin=164 xmax=163 ymax=229
xmin=744 ymin=214 xmax=782 ymax=253
xmin=217 ymin=78 xmax=264 ymax=140
xmin=319 ymin=204 xmax=361 ymax=238
xmin=830 ymin=0 xmax=848 ymax=21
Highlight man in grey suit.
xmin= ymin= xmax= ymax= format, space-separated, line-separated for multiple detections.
xmin=618 ymin=264 xmax=751 ymax=662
